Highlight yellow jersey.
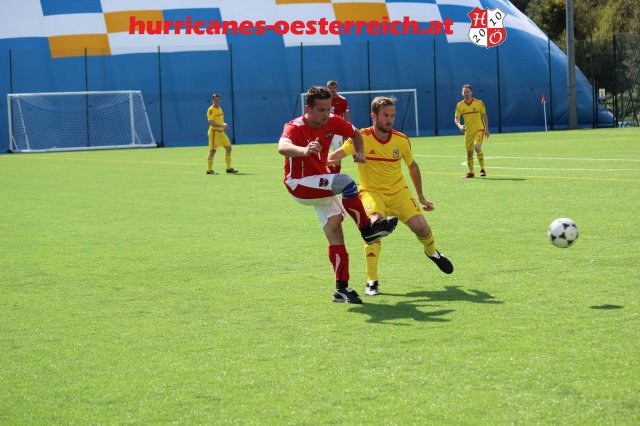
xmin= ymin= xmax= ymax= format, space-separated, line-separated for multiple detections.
xmin=455 ymin=98 xmax=486 ymax=133
xmin=341 ymin=127 xmax=414 ymax=195
xmin=207 ymin=105 xmax=224 ymax=132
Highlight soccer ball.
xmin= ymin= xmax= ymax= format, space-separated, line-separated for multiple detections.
xmin=548 ymin=218 xmax=579 ymax=248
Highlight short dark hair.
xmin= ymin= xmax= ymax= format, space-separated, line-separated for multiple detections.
xmin=462 ymin=84 xmax=472 ymax=91
xmin=306 ymin=86 xmax=331 ymax=108
xmin=371 ymin=96 xmax=395 ymax=115
xmin=327 ymin=80 xmax=337 ymax=87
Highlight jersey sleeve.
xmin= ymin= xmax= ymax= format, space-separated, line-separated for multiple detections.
xmin=479 ymin=100 xmax=486 ymax=115
xmin=341 ymin=137 xmax=356 ymax=156
xmin=344 ymin=98 xmax=350 ymax=112
xmin=280 ymin=123 xmax=297 ymax=143
xmin=402 ymin=139 xmax=414 ymax=166
xmin=454 ymin=103 xmax=461 ymax=119
xmin=332 ymin=115 xmax=356 ymax=138
xmin=207 ymin=108 xmax=213 ymax=121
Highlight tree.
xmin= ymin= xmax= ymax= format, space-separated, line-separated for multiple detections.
xmin=525 ymin=0 xmax=567 ymax=41
xmin=525 ymin=0 xmax=639 ymax=43
xmin=509 ymin=0 xmax=532 ymax=13
xmin=593 ymin=0 xmax=640 ymax=37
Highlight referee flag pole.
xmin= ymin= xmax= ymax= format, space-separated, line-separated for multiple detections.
xmin=541 ymin=93 xmax=547 ymax=132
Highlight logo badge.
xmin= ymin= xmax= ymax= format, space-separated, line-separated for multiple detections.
xmin=319 ymin=178 xmax=329 ymax=187
xmin=325 ymin=131 xmax=333 ymax=139
xmin=468 ymin=7 xmax=507 ymax=48
xmin=393 ymin=149 xmax=400 ymax=159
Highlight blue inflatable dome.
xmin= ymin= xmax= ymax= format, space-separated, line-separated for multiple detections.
xmin=0 ymin=0 xmax=613 ymax=150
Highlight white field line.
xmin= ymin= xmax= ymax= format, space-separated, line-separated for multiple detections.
xmin=414 ymin=154 xmax=640 ymax=162
xmin=460 ymin=163 xmax=638 ymax=172
xmin=7 ymin=153 xmax=639 ymax=181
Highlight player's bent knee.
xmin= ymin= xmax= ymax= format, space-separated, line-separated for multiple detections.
xmin=331 ymin=173 xmax=358 ymax=198
xmin=408 ymin=215 xmax=429 ymax=235
xmin=412 ymin=226 xmax=430 ymax=238
xmin=416 ymin=226 xmax=430 ymax=237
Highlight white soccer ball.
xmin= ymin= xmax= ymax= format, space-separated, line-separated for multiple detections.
xmin=548 ymin=218 xmax=579 ymax=248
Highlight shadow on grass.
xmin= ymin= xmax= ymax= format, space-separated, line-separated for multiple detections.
xmin=348 ymin=301 xmax=454 ymax=325
xmin=385 ymin=286 xmax=504 ymax=305
xmin=348 ymin=286 xmax=502 ymax=325
xmin=590 ymin=304 xmax=624 ymax=310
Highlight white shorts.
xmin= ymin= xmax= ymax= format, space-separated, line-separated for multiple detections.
xmin=298 ymin=195 xmax=345 ymax=228
xmin=330 ymin=134 xmax=344 ymax=151
xmin=286 ymin=174 xmax=345 ymax=228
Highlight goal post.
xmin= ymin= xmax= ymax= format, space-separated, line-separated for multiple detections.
xmin=7 ymin=90 xmax=157 ymax=153
xmin=299 ymin=89 xmax=419 ymax=137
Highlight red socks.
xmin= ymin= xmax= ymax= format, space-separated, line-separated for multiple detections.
xmin=341 ymin=197 xmax=369 ymax=229
xmin=328 ymin=245 xmax=349 ymax=282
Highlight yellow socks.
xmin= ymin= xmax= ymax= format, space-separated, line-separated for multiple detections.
xmin=417 ymin=231 xmax=436 ymax=257
xmin=225 ymin=154 xmax=231 ymax=170
xmin=364 ymin=242 xmax=381 ymax=281
xmin=207 ymin=157 xmax=213 ymax=172
xmin=477 ymin=152 xmax=485 ymax=170
xmin=467 ymin=156 xmax=474 ymax=173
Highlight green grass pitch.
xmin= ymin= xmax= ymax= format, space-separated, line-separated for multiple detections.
xmin=1 ymin=128 xmax=639 ymax=424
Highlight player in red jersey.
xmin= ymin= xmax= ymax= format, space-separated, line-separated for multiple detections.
xmin=327 ymin=80 xmax=351 ymax=174
xmin=278 ymin=86 xmax=398 ymax=304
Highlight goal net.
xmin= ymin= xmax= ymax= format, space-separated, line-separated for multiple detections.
xmin=299 ymin=89 xmax=419 ymax=137
xmin=8 ymin=90 xmax=157 ymax=153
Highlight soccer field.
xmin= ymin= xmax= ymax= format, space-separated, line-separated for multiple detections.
xmin=1 ymin=128 xmax=639 ymax=424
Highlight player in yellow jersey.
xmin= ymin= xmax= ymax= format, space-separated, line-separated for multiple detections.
xmin=329 ymin=96 xmax=453 ymax=296
xmin=454 ymin=84 xmax=490 ymax=178
xmin=207 ymin=93 xmax=238 ymax=175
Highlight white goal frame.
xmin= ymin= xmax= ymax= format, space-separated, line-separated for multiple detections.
xmin=299 ymin=88 xmax=419 ymax=136
xmin=7 ymin=90 xmax=157 ymax=153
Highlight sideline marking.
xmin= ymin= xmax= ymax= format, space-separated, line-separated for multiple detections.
xmin=460 ymin=162 xmax=638 ymax=172
xmin=4 ymin=155 xmax=282 ymax=169
xmin=414 ymin=154 xmax=640 ymax=162
xmin=424 ymin=170 xmax=638 ymax=182
xmin=5 ymin=153 xmax=639 ymax=182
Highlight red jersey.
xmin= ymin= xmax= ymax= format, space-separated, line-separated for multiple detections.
xmin=330 ymin=95 xmax=349 ymax=118
xmin=280 ymin=114 xmax=356 ymax=181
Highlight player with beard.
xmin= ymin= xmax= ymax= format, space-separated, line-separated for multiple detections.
xmin=278 ymin=87 xmax=398 ymax=303
xmin=455 ymin=84 xmax=490 ymax=178
xmin=329 ymin=96 xmax=453 ymax=296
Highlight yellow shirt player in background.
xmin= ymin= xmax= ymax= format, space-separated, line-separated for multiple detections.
xmin=329 ymin=96 xmax=453 ymax=296
xmin=207 ymin=93 xmax=238 ymax=175
xmin=454 ymin=84 xmax=490 ymax=178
